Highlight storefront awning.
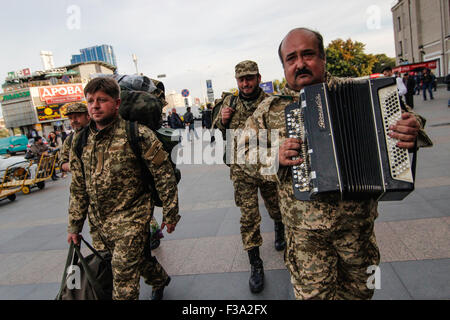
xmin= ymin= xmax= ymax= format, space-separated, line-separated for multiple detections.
xmin=44 ymin=73 xmax=63 ymax=78
xmin=393 ymin=59 xmax=438 ymax=74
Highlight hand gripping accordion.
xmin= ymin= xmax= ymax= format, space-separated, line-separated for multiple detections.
xmin=284 ymin=77 xmax=416 ymax=201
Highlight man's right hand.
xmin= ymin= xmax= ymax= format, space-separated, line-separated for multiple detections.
xmin=221 ymin=107 xmax=235 ymax=125
xmin=67 ymin=233 xmax=81 ymax=245
xmin=279 ymin=138 xmax=303 ymax=167
xmin=61 ymin=163 xmax=70 ymax=172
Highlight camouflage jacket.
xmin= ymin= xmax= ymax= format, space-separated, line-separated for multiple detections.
xmin=68 ymin=117 xmax=180 ymax=239
xmin=240 ymin=74 xmax=432 ymax=230
xmin=214 ymin=88 xmax=268 ymax=180
xmin=59 ymin=132 xmax=74 ymax=168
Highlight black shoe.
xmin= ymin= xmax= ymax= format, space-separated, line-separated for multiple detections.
xmin=151 ymin=276 xmax=171 ymax=300
xmin=274 ymin=221 xmax=286 ymax=251
xmin=248 ymin=248 xmax=264 ymax=293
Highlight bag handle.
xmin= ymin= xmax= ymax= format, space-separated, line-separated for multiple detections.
xmin=72 ymin=241 xmax=108 ymax=299
xmin=80 ymin=237 xmax=108 ymax=262
xmin=55 ymin=241 xmax=75 ymax=299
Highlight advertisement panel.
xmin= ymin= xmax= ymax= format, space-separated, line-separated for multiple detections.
xmin=393 ymin=59 xmax=438 ymax=73
xmin=38 ymin=84 xmax=84 ymax=104
xmin=36 ymin=104 xmax=62 ymax=121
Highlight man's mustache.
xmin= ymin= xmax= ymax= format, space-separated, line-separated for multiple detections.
xmin=295 ymin=68 xmax=312 ymax=78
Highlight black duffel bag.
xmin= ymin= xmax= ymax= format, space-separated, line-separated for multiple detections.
xmin=56 ymin=238 xmax=113 ymax=300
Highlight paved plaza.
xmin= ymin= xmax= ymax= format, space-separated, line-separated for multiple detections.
xmin=0 ymin=87 xmax=449 ymax=300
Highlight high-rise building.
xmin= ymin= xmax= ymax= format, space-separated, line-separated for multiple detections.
xmin=70 ymin=45 xmax=117 ymax=67
xmin=391 ymin=0 xmax=449 ymax=76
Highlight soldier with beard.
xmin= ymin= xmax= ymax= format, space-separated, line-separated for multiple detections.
xmin=214 ymin=60 xmax=285 ymax=294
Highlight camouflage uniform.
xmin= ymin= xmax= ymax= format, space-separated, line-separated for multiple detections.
xmin=68 ymin=116 xmax=180 ymax=300
xmin=59 ymin=102 xmax=88 ymax=170
xmin=242 ymin=74 xmax=431 ymax=299
xmin=214 ymin=60 xmax=282 ymax=251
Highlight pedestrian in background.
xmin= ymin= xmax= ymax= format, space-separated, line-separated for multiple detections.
xmin=404 ymin=72 xmax=416 ymax=108
xmin=422 ymin=68 xmax=434 ymax=101
xmin=184 ymin=107 xmax=198 ymax=141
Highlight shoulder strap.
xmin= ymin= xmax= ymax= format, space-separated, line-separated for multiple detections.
xmin=67 ymin=132 xmax=74 ymax=146
xmin=75 ymin=126 xmax=90 ymax=160
xmin=125 ymin=121 xmax=155 ymax=195
xmin=126 ymin=121 xmax=141 ymax=159
xmin=230 ymin=95 xmax=237 ymax=110
xmin=74 ymin=126 xmax=90 ymax=179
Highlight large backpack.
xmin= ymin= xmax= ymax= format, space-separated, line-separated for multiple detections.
xmin=74 ymin=76 xmax=181 ymax=207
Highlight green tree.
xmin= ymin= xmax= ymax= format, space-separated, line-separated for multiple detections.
xmin=0 ymin=128 xmax=9 ymax=138
xmin=273 ymin=78 xmax=286 ymax=93
xmin=326 ymin=39 xmax=377 ymax=77
xmin=372 ymin=54 xmax=396 ymax=74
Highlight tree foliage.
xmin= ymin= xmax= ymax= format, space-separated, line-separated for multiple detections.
xmin=272 ymin=78 xmax=286 ymax=93
xmin=372 ymin=54 xmax=396 ymax=74
xmin=326 ymin=39 xmax=377 ymax=77
xmin=0 ymin=128 xmax=8 ymax=138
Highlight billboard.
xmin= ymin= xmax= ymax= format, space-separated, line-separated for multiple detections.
xmin=36 ymin=104 xmax=63 ymax=121
xmin=38 ymin=84 xmax=84 ymax=104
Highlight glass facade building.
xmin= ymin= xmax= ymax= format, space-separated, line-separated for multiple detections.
xmin=70 ymin=45 xmax=117 ymax=67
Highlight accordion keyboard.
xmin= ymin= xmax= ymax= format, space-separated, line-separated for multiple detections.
xmin=378 ymin=86 xmax=413 ymax=183
xmin=286 ymin=106 xmax=310 ymax=192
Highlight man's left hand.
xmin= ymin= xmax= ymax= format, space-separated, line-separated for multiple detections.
xmin=389 ymin=112 xmax=420 ymax=149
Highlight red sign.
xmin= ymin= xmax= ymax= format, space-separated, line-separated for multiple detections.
xmin=393 ymin=60 xmax=438 ymax=74
xmin=39 ymin=84 xmax=84 ymax=104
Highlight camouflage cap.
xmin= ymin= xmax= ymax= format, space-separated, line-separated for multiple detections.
xmin=235 ymin=60 xmax=259 ymax=78
xmin=63 ymin=102 xmax=88 ymax=115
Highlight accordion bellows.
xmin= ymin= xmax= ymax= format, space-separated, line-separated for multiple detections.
xmin=285 ymin=77 xmax=415 ymax=201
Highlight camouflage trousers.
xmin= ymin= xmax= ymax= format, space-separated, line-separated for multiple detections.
xmin=233 ymin=176 xmax=282 ymax=251
xmin=92 ymin=222 xmax=169 ymax=300
xmin=284 ymin=215 xmax=380 ymax=300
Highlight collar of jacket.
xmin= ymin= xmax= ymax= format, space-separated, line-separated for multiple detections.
xmin=239 ymin=87 xmax=263 ymax=102
xmin=89 ymin=116 xmax=120 ymax=140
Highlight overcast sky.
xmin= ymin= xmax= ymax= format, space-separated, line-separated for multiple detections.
xmin=0 ymin=0 xmax=398 ymax=106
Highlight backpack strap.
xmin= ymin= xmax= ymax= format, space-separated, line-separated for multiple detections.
xmin=126 ymin=121 xmax=142 ymax=160
xmin=125 ymin=121 xmax=157 ymax=197
xmin=230 ymin=95 xmax=237 ymax=110
xmin=74 ymin=126 xmax=90 ymax=179
xmin=223 ymin=95 xmax=238 ymax=130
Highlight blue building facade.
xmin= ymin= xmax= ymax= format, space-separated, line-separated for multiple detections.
xmin=70 ymin=45 xmax=117 ymax=67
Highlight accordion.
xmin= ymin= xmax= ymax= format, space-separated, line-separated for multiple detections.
xmin=284 ymin=77 xmax=416 ymax=201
